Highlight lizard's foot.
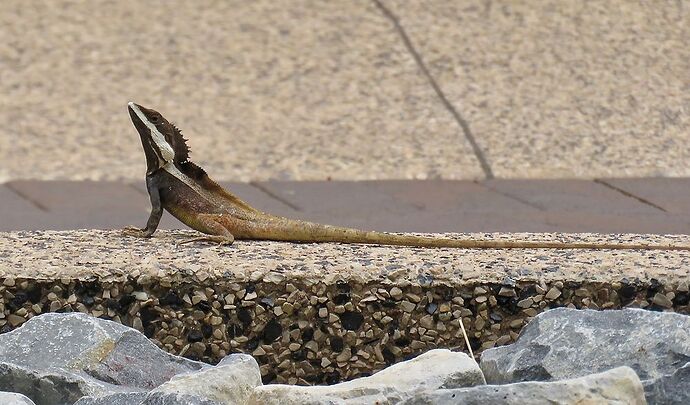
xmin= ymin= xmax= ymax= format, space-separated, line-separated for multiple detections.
xmin=122 ymin=226 xmax=152 ymax=238
xmin=178 ymin=235 xmax=235 ymax=247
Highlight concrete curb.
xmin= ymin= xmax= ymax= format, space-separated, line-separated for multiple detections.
xmin=1 ymin=230 xmax=688 ymax=383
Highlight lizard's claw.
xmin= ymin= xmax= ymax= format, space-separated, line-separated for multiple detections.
xmin=122 ymin=226 xmax=150 ymax=238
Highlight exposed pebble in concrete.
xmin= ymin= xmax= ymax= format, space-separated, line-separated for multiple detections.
xmin=1 ymin=230 xmax=689 ymax=383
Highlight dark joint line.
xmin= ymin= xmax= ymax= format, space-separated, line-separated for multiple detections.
xmin=475 ymin=180 xmax=545 ymax=211
xmin=249 ymin=182 xmax=302 ymax=211
xmin=593 ymin=179 xmax=668 ymax=213
xmin=372 ymin=0 xmax=494 ymax=179
xmin=5 ymin=183 xmax=49 ymax=212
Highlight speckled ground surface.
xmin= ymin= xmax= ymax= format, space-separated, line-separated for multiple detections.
xmin=1 ymin=230 xmax=689 ymax=383
xmin=2 ymin=230 xmax=689 ymax=285
xmin=1 ymin=0 xmax=688 ymax=182
xmin=382 ymin=0 xmax=690 ymax=178
xmin=0 ymin=0 xmax=481 ymax=182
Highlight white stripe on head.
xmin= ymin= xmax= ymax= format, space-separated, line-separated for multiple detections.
xmin=128 ymin=102 xmax=175 ymax=163
xmin=127 ymin=103 xmax=239 ymax=214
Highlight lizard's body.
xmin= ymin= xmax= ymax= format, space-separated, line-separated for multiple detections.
xmin=124 ymin=102 xmax=690 ymax=251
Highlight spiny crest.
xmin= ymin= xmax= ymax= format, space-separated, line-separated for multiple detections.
xmin=182 ymin=160 xmax=208 ymax=181
xmin=170 ymin=123 xmax=191 ymax=163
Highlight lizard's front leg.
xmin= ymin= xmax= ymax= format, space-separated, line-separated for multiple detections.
xmin=123 ymin=178 xmax=162 ymax=238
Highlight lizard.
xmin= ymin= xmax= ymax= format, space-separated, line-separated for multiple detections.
xmin=123 ymin=102 xmax=690 ymax=251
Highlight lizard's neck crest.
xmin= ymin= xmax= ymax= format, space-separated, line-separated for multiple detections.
xmin=170 ymin=123 xmax=191 ymax=164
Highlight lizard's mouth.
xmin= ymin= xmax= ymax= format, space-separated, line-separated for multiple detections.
xmin=128 ymin=102 xmax=164 ymax=173
xmin=127 ymin=101 xmax=150 ymax=132
xmin=128 ymin=103 xmax=155 ymax=151
xmin=128 ymin=102 xmax=148 ymax=134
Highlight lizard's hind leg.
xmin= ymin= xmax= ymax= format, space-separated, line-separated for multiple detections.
xmin=178 ymin=216 xmax=235 ymax=246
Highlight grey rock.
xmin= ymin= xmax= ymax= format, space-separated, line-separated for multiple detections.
xmin=73 ymin=355 xmax=262 ymax=405
xmin=75 ymin=391 xmax=221 ymax=405
xmin=402 ymin=366 xmax=645 ymax=405
xmin=143 ymin=354 xmax=261 ymax=405
xmin=249 ymin=349 xmax=484 ymax=404
xmin=480 ymin=308 xmax=690 ymax=384
xmin=0 ymin=313 xmax=206 ymax=405
xmin=643 ymin=361 xmax=690 ymax=405
xmin=0 ymin=392 xmax=37 ymax=405
xmin=0 ymin=361 xmax=121 ymax=405
xmin=74 ymin=392 xmax=147 ymax=405
xmin=142 ymin=392 xmax=223 ymax=405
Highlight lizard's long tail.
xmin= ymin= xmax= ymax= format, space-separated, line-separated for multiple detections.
xmin=251 ymin=217 xmax=690 ymax=250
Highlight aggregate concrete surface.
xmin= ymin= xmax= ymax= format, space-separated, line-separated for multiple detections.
xmin=1 ymin=230 xmax=689 ymax=286
xmin=0 ymin=0 xmax=482 ymax=182
xmin=382 ymin=0 xmax=690 ymax=178
xmin=1 ymin=0 xmax=688 ymax=182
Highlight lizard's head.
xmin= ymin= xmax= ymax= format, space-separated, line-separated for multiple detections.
xmin=127 ymin=102 xmax=191 ymax=174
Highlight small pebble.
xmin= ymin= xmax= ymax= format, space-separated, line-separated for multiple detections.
xmin=517 ymin=298 xmax=533 ymax=308
xmin=545 ymin=287 xmax=561 ymax=300
xmin=652 ymin=292 xmax=673 ymax=308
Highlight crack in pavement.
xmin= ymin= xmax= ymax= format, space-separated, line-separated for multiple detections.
xmin=372 ymin=0 xmax=494 ymax=179
xmin=474 ymin=180 xmax=546 ymax=211
xmin=249 ymin=182 xmax=302 ymax=212
xmin=594 ymin=179 xmax=668 ymax=213
xmin=4 ymin=182 xmax=49 ymax=212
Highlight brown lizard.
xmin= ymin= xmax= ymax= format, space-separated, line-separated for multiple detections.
xmin=123 ymin=102 xmax=690 ymax=250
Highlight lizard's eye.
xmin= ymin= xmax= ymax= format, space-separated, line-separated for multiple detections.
xmin=149 ymin=115 xmax=161 ymax=124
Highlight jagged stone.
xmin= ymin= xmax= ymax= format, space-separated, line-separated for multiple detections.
xmin=0 ymin=360 xmax=136 ymax=405
xmin=144 ymin=354 xmax=261 ymax=405
xmin=402 ymin=366 xmax=645 ymax=405
xmin=249 ymin=349 xmax=484 ymax=404
xmin=643 ymin=361 xmax=690 ymax=405
xmin=0 ymin=313 xmax=205 ymax=405
xmin=141 ymin=392 xmax=224 ymax=405
xmin=480 ymin=308 xmax=690 ymax=404
xmin=0 ymin=392 xmax=37 ymax=405
xmin=75 ymin=391 xmax=222 ymax=405
xmin=480 ymin=308 xmax=690 ymax=383
xmin=74 ymin=392 xmax=147 ymax=405
xmin=73 ymin=355 xmax=261 ymax=405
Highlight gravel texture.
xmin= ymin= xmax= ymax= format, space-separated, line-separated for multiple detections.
xmin=1 ymin=230 xmax=689 ymax=384
xmin=1 ymin=311 xmax=680 ymax=404
xmin=250 ymin=349 xmax=484 ymax=404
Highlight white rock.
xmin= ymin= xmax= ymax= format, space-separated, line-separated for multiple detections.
xmin=403 ymin=366 xmax=645 ymax=405
xmin=0 ymin=392 xmax=36 ymax=405
xmin=74 ymin=392 xmax=146 ymax=405
xmin=147 ymin=354 xmax=261 ymax=405
xmin=249 ymin=349 xmax=484 ymax=404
